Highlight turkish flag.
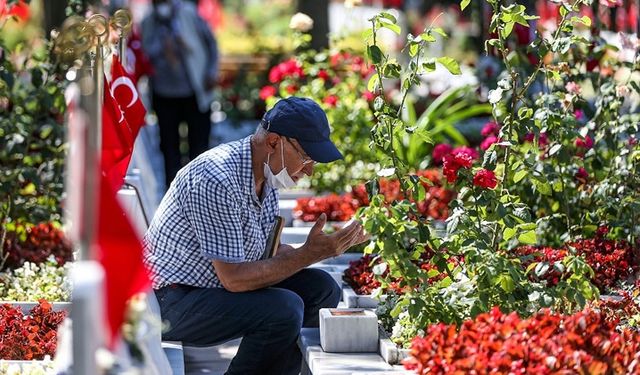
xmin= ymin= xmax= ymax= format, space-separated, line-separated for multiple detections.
xmin=97 ymin=170 xmax=150 ymax=347
xmin=111 ymin=55 xmax=146 ymax=140
xmin=102 ymin=76 xmax=134 ymax=191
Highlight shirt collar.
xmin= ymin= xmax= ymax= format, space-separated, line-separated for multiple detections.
xmin=241 ymin=135 xmax=274 ymax=206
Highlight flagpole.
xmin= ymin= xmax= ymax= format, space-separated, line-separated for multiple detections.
xmin=111 ymin=9 xmax=133 ymax=67
xmin=56 ymin=14 xmax=108 ymax=375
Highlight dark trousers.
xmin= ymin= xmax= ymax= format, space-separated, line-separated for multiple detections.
xmin=154 ymin=268 xmax=341 ymax=375
xmin=151 ymin=93 xmax=211 ymax=189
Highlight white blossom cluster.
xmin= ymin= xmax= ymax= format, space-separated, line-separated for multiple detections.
xmin=0 ymin=357 xmax=53 ymax=374
xmin=0 ymin=257 xmax=71 ymax=302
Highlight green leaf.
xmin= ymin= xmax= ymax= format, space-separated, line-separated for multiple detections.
xmin=367 ymin=45 xmax=383 ymax=64
xmin=368 ymin=74 xmax=379 ymax=92
xmin=362 ymin=28 xmax=373 ymax=40
xmin=503 ymin=227 xmax=517 ymax=241
xmin=513 ymin=169 xmax=527 ymax=183
xmin=502 ymin=21 xmax=515 ymax=39
xmin=422 ymin=61 xmax=436 ymax=73
xmin=460 ymin=0 xmax=470 ymax=11
xmin=432 ymin=27 xmax=447 ymax=37
xmin=420 ymin=33 xmax=436 ymax=43
xmin=381 ymin=23 xmax=401 ymax=35
xmin=535 ymin=262 xmax=550 ymax=277
xmin=518 ymin=230 xmax=537 ymax=245
xmin=378 ymin=12 xmax=397 ymax=23
xmin=548 ymin=144 xmax=562 ymax=156
xmin=534 ymin=179 xmax=552 ymax=196
xmin=409 ymin=43 xmax=420 ymax=57
xmin=499 ymin=274 xmax=515 ymax=293
xmin=436 ymin=57 xmax=461 ymax=75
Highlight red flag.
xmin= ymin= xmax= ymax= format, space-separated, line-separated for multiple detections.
xmin=97 ymin=171 xmax=150 ymax=347
xmin=102 ymin=76 xmax=134 ymax=191
xmin=111 ymin=55 xmax=146 ymax=140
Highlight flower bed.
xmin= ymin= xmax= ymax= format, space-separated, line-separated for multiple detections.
xmin=0 ymin=258 xmax=71 ymax=302
xmin=1 ymin=223 xmax=73 ymax=272
xmin=294 ymin=169 xmax=454 ymax=223
xmin=404 ymin=307 xmax=640 ymax=374
xmin=343 ymin=253 xmax=458 ymax=296
xmin=0 ymin=301 xmax=66 ymax=360
xmin=514 ymin=227 xmax=639 ymax=292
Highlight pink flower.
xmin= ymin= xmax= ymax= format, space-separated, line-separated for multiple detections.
xmin=362 ymin=90 xmax=374 ymax=101
xmin=481 ymin=121 xmax=500 ymax=137
xmin=473 ymin=169 xmax=498 ymax=189
xmin=259 ymin=86 xmax=277 ymax=101
xmin=629 ymin=136 xmax=638 ymax=146
xmin=324 ymin=95 xmax=338 ymax=107
xmin=575 ymin=135 xmax=594 ymax=149
xmin=481 ymin=135 xmax=499 ymax=151
xmin=565 ymin=82 xmax=582 ymax=95
xmin=574 ymin=109 xmax=585 ymax=121
xmin=432 ymin=143 xmax=453 ymax=165
xmin=442 ymin=152 xmax=473 ymax=183
xmin=539 ymin=132 xmax=549 ymax=147
xmin=451 ymin=146 xmax=479 ymax=161
xmin=602 ymin=0 xmax=622 ymax=7
xmin=575 ymin=167 xmax=589 ymax=183
xmin=268 ymin=59 xmax=304 ymax=83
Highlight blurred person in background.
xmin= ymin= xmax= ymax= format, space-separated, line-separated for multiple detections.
xmin=141 ymin=0 xmax=218 ymax=190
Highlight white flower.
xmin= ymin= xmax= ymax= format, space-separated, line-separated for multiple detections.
xmin=488 ymin=88 xmax=503 ymax=104
xmin=289 ymin=13 xmax=314 ymax=32
xmin=616 ymin=85 xmax=630 ymax=97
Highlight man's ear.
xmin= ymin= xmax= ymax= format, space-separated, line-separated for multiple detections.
xmin=266 ymin=132 xmax=281 ymax=152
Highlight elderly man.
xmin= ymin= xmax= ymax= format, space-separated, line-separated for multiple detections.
xmin=144 ymin=97 xmax=368 ymax=374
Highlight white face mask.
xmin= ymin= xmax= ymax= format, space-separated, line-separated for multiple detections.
xmin=264 ymin=139 xmax=297 ymax=189
xmin=156 ymin=3 xmax=172 ymax=18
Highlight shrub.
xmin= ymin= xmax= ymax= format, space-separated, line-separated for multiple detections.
xmin=0 ymin=300 xmax=66 ymax=360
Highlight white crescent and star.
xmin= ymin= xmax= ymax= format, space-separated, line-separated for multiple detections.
xmin=110 ymin=76 xmax=139 ymax=108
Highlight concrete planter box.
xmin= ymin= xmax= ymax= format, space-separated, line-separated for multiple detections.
xmin=319 ymin=308 xmax=379 ymax=353
xmin=0 ymin=301 xmax=71 ymax=312
xmin=378 ymin=326 xmax=410 ymax=365
xmin=0 ymin=360 xmax=53 ymax=372
xmin=342 ymin=285 xmax=382 ymax=308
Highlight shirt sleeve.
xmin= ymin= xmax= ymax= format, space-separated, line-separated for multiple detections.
xmin=182 ymin=177 xmax=245 ymax=263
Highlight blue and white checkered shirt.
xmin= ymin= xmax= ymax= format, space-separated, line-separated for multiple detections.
xmin=143 ymin=136 xmax=279 ymax=289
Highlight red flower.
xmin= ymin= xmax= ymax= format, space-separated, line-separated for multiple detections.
xmin=258 ymin=86 xmax=277 ymax=101
xmin=473 ymin=169 xmax=498 ymax=189
xmin=481 ymin=121 xmax=500 ymax=137
xmin=317 ymin=69 xmax=329 ymax=81
xmin=286 ymin=85 xmax=297 ymax=94
xmin=323 ymin=95 xmax=338 ymax=107
xmin=575 ymin=135 xmax=594 ymax=149
xmin=268 ymin=59 xmax=304 ymax=83
xmin=480 ymin=135 xmax=499 ymax=151
xmin=451 ymin=146 xmax=479 ymax=161
xmin=442 ymin=153 xmax=473 ymax=183
xmin=575 ymin=167 xmax=589 ymax=183
xmin=431 ymin=143 xmax=453 ymax=165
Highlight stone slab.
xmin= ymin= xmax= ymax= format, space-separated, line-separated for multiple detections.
xmin=299 ymin=328 xmax=393 ymax=375
xmin=342 ymin=286 xmax=381 ymax=308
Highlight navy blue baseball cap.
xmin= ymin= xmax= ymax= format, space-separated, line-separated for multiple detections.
xmin=262 ymin=97 xmax=343 ymax=163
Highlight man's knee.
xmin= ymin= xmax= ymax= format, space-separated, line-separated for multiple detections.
xmin=304 ymin=268 xmax=342 ymax=308
xmin=267 ymin=289 xmax=305 ymax=332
